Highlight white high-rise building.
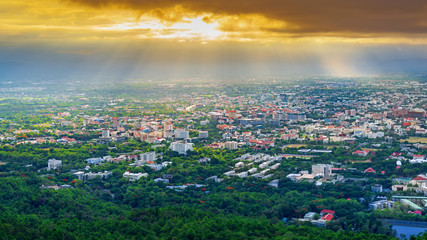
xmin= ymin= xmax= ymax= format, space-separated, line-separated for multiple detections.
xmin=102 ymin=129 xmax=110 ymax=138
xmin=47 ymin=159 xmax=62 ymax=170
xmin=225 ymin=141 xmax=238 ymax=150
xmin=140 ymin=151 xmax=156 ymax=161
xmin=170 ymin=141 xmax=193 ymax=154
xmin=174 ymin=129 xmax=189 ymax=139
xmin=312 ymin=164 xmax=332 ymax=178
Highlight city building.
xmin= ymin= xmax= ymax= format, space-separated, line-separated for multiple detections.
xmin=140 ymin=151 xmax=156 ymax=161
xmin=86 ymin=157 xmax=103 ymax=165
xmin=279 ymin=93 xmax=288 ymax=102
xmin=312 ymin=164 xmax=332 ymax=178
xmin=123 ymin=172 xmax=148 ymax=181
xmin=369 ymin=200 xmax=394 ymax=210
xmin=174 ymin=128 xmax=189 ymax=139
xmin=170 ymin=141 xmax=193 ymax=154
xmin=225 ymin=141 xmax=238 ymax=150
xmin=47 ymin=159 xmax=62 ymax=170
xmin=371 ymin=184 xmax=383 ymax=193
xmin=163 ymin=121 xmax=174 ymax=138
xmin=199 ymin=131 xmax=208 ymax=139
xmin=86 ymin=171 xmax=113 ymax=180
xmin=101 ymin=129 xmax=110 ymax=138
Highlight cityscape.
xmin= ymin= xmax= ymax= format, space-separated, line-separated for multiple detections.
xmin=1 ymin=0 xmax=427 ymax=239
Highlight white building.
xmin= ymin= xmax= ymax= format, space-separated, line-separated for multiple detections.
xmin=270 ymin=163 xmax=281 ymax=170
xmin=235 ymin=162 xmax=245 ymax=168
xmin=369 ymin=200 xmax=394 ymax=210
xmin=47 ymin=159 xmax=62 ymax=170
xmin=248 ymin=168 xmax=258 ymax=174
xmin=146 ymin=164 xmax=163 ymax=171
xmin=224 ymin=170 xmax=236 ymax=177
xmin=287 ymin=173 xmax=302 ymax=181
xmin=170 ymin=141 xmax=193 ymax=154
xmin=268 ymin=179 xmax=279 ymax=188
xmin=86 ymin=171 xmax=112 ymax=180
xmin=312 ymin=164 xmax=332 ymax=178
xmin=154 ymin=178 xmax=169 ymax=183
xmin=199 ymin=131 xmax=209 ymax=139
xmin=225 ymin=141 xmax=238 ymax=150
xmin=174 ymin=129 xmax=189 ymax=139
xmin=409 ymin=155 xmax=427 ymax=164
xmin=73 ymin=171 xmax=85 ymax=180
xmin=371 ymin=184 xmax=383 ymax=193
xmin=123 ymin=172 xmax=148 ymax=181
xmin=140 ymin=151 xmax=156 ymax=161
xmin=236 ymin=172 xmax=248 ymax=178
xmin=101 ymin=129 xmax=110 ymax=138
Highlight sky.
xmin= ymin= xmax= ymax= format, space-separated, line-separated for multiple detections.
xmin=1 ymin=0 xmax=427 ymax=81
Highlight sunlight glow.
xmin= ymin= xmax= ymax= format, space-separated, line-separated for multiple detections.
xmin=93 ymin=16 xmax=225 ymax=41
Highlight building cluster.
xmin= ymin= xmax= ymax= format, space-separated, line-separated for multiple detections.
xmin=222 ymin=154 xmax=281 ymax=186
xmin=295 ymin=209 xmax=336 ymax=227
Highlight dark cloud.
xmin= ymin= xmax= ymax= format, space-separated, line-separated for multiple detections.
xmin=66 ymin=0 xmax=427 ymax=35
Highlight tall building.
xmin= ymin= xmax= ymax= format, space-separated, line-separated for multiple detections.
xmin=279 ymin=93 xmax=288 ymax=102
xmin=140 ymin=151 xmax=156 ymax=161
xmin=174 ymin=128 xmax=189 ymax=139
xmin=102 ymin=129 xmax=110 ymax=138
xmin=47 ymin=159 xmax=62 ymax=170
xmin=170 ymin=141 xmax=193 ymax=154
xmin=312 ymin=164 xmax=332 ymax=178
xmin=163 ymin=121 xmax=174 ymax=138
xmin=82 ymin=118 xmax=89 ymax=126
xmin=112 ymin=117 xmax=120 ymax=129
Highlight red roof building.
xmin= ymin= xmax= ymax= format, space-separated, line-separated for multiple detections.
xmin=364 ymin=168 xmax=376 ymax=173
xmin=352 ymin=150 xmax=369 ymax=157
xmin=320 ymin=213 xmax=334 ymax=221
xmin=411 ymin=176 xmax=427 ymax=181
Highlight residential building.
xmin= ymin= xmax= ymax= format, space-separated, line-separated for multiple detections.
xmin=101 ymin=129 xmax=110 ymax=138
xmin=312 ymin=164 xmax=332 ymax=178
xmin=225 ymin=141 xmax=238 ymax=150
xmin=174 ymin=128 xmax=189 ymax=139
xmin=86 ymin=157 xmax=103 ymax=165
xmin=86 ymin=171 xmax=113 ymax=180
xmin=170 ymin=141 xmax=193 ymax=154
xmin=47 ymin=159 xmax=62 ymax=170
xmin=140 ymin=151 xmax=156 ymax=161
xmin=123 ymin=172 xmax=148 ymax=181
xmin=371 ymin=184 xmax=383 ymax=193
xmin=199 ymin=131 xmax=208 ymax=139
xmin=369 ymin=200 xmax=394 ymax=210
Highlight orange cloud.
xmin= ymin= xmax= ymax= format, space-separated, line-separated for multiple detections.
xmin=66 ymin=0 xmax=427 ymax=36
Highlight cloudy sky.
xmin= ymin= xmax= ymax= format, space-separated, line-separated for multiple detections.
xmin=1 ymin=0 xmax=427 ymax=80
